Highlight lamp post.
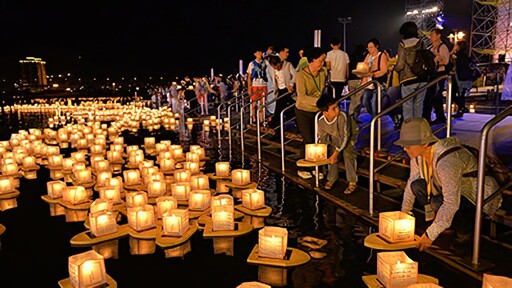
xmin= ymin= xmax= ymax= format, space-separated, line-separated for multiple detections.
xmin=338 ymin=17 xmax=352 ymax=52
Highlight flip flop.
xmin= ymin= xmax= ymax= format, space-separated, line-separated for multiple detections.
xmin=325 ymin=180 xmax=337 ymax=190
xmin=343 ymin=183 xmax=357 ymax=195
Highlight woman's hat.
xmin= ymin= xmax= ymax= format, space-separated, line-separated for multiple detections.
xmin=394 ymin=118 xmax=439 ymax=146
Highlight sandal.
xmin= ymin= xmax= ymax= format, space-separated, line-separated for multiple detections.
xmin=343 ymin=182 xmax=357 ymax=195
xmin=325 ymin=179 xmax=337 ymax=190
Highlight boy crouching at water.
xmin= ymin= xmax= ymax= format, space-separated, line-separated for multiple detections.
xmin=316 ymin=93 xmax=358 ymax=194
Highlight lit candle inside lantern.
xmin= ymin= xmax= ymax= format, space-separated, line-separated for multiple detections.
xmin=215 ymin=162 xmax=230 ymax=177
xmin=90 ymin=144 xmax=104 ymax=155
xmin=378 ymin=211 xmax=415 ymax=243
xmin=126 ymin=191 xmax=148 ymax=208
xmin=94 ymin=160 xmax=110 ymax=173
xmin=107 ymin=150 xmax=122 ymax=162
xmin=144 ymin=137 xmax=156 ymax=147
xmin=63 ymin=186 xmax=89 ymax=205
xmin=376 ymin=251 xmax=418 ymax=288
xmin=212 ymin=195 xmax=234 ymax=231
xmin=155 ymin=196 xmax=178 ymax=218
xmin=89 ymin=211 xmax=118 ymax=236
xmin=68 ymin=250 xmax=107 ymax=288
xmin=186 ymin=152 xmax=200 ymax=163
xmin=48 ymin=155 xmax=63 ymax=167
xmin=184 ymin=162 xmax=200 ymax=174
xmin=147 ymin=180 xmax=166 ymax=198
xmin=90 ymin=198 xmax=113 ymax=214
xmin=305 ymin=143 xmax=327 ymax=162
xmin=186 ymin=118 xmax=194 ymax=124
xmin=128 ymin=150 xmax=144 ymax=166
xmin=174 ymin=169 xmax=191 ymax=183
xmin=162 ymin=209 xmax=190 ymax=236
xmin=76 ymin=168 xmax=92 ymax=184
xmin=96 ymin=171 xmax=112 ymax=187
xmin=173 ymin=147 xmax=184 ymax=159
xmin=1 ymin=163 xmax=18 ymax=176
xmin=123 ymin=170 xmax=141 ymax=186
xmin=0 ymin=178 xmax=15 ymax=194
xmin=98 ymin=186 xmax=122 ymax=204
xmin=47 ymin=180 xmax=66 ymax=198
xmin=258 ymin=226 xmax=288 ymax=259
xmin=22 ymin=156 xmax=36 ymax=169
xmin=159 ymin=158 xmax=176 ymax=172
xmin=188 ymin=190 xmax=211 ymax=211
xmin=127 ymin=205 xmax=156 ymax=231
xmin=203 ymin=120 xmax=210 ymax=126
xmin=190 ymin=174 xmax=210 ymax=190
xmin=62 ymin=158 xmax=76 ymax=172
xmin=187 ymin=123 xmax=194 ymax=130
xmin=155 ymin=143 xmax=169 ymax=153
xmin=171 ymin=182 xmax=191 ymax=200
xmin=242 ymin=189 xmax=265 ymax=210
xmin=231 ymin=169 xmax=251 ymax=185
xmin=72 ymin=151 xmax=86 ymax=163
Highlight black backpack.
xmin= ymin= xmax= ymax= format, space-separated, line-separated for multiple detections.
xmin=437 ymin=144 xmax=511 ymax=187
xmin=409 ymin=42 xmax=437 ymax=79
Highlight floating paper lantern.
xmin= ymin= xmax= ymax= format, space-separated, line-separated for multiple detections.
xmin=125 ymin=191 xmax=148 ymax=208
xmin=0 ymin=178 xmax=15 ymax=194
xmin=482 ymin=274 xmax=512 ymax=288
xmin=94 ymin=160 xmax=110 ymax=173
xmin=48 ymin=154 xmax=63 ymax=168
xmin=355 ymin=61 xmax=369 ymax=73
xmin=305 ymin=143 xmax=327 ymax=162
xmin=68 ymin=250 xmax=107 ymax=288
xmin=159 ymin=158 xmax=176 ymax=172
xmin=144 ymin=137 xmax=156 ymax=147
xmin=108 ymin=176 xmax=123 ymax=190
xmin=96 ymin=171 xmax=112 ymax=188
xmin=90 ymin=144 xmax=105 ymax=155
xmin=71 ymin=151 xmax=87 ymax=163
xmin=171 ymin=182 xmax=191 ymax=200
xmin=90 ymin=199 xmax=113 ymax=214
xmin=242 ymin=189 xmax=265 ymax=210
xmin=186 ymin=152 xmax=200 ymax=163
xmin=147 ymin=180 xmax=166 ymax=198
xmin=212 ymin=195 xmax=234 ymax=231
xmin=215 ymin=162 xmax=230 ymax=177
xmin=47 ymin=180 xmax=66 ymax=198
xmin=98 ymin=186 xmax=122 ymax=204
xmin=174 ymin=169 xmax=191 ymax=183
xmin=156 ymin=196 xmax=178 ymax=218
xmin=1 ymin=163 xmax=18 ymax=176
xmin=232 ymin=169 xmax=251 ymax=185
xmin=63 ymin=186 xmax=89 ymax=205
xmin=127 ymin=205 xmax=156 ymax=231
xmin=75 ymin=168 xmax=93 ymax=184
xmin=190 ymin=174 xmax=209 ymax=190
xmin=162 ymin=209 xmax=190 ymax=236
xmin=62 ymin=158 xmax=76 ymax=172
xmin=184 ymin=162 xmax=200 ymax=175
xmin=22 ymin=156 xmax=37 ymax=169
xmin=377 ymin=251 xmax=418 ymax=288
xmin=258 ymin=226 xmax=288 ymax=259
xmin=172 ymin=147 xmax=184 ymax=159
xmin=123 ymin=170 xmax=141 ymax=186
xmin=89 ymin=211 xmax=117 ymax=237
xmin=128 ymin=150 xmax=144 ymax=166
xmin=379 ymin=211 xmax=416 ymax=243
xmin=189 ymin=190 xmax=211 ymax=211
xmin=155 ymin=143 xmax=169 ymax=153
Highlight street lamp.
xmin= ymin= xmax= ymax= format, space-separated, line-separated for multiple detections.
xmin=338 ymin=17 xmax=352 ymax=52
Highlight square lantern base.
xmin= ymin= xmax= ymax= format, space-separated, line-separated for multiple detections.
xmin=58 ymin=274 xmax=117 ymax=288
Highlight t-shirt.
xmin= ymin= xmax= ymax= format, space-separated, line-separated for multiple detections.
xmin=247 ymin=60 xmax=268 ymax=87
xmin=326 ymin=49 xmax=350 ymax=82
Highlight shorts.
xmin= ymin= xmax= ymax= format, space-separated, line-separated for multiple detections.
xmin=250 ymin=86 xmax=267 ymax=101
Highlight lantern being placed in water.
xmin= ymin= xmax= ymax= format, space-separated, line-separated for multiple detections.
xmin=127 ymin=205 xmax=156 ymax=231
xmin=68 ymin=250 xmax=107 ymax=288
xmin=162 ymin=208 xmax=190 ymax=236
xmin=242 ymin=189 xmax=265 ymax=210
xmin=231 ymin=169 xmax=251 ymax=185
xmin=378 ymin=211 xmax=415 ymax=243
xmin=376 ymin=251 xmax=418 ymax=288
xmin=258 ymin=226 xmax=288 ymax=259
xmin=305 ymin=143 xmax=327 ymax=162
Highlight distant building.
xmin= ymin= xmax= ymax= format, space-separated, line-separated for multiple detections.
xmin=20 ymin=57 xmax=48 ymax=92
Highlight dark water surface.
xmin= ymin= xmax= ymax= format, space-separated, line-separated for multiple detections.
xmin=0 ymin=109 xmax=483 ymax=287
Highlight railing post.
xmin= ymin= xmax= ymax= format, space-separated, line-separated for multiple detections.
xmin=240 ymin=106 xmax=245 ymax=166
xmin=376 ymin=83 xmax=382 ymax=151
xmin=314 ymin=111 xmax=321 ymax=188
xmin=446 ymin=76 xmax=452 ymax=137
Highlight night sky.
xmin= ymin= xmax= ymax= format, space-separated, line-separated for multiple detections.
xmin=0 ymin=0 xmax=471 ymax=81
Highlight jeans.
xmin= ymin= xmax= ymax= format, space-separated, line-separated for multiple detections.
xmin=361 ymin=89 xmax=375 ymax=116
xmin=401 ymin=82 xmax=427 ymax=120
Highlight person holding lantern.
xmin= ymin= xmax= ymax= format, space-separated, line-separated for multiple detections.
xmin=395 ymin=118 xmax=502 ymax=252
xmin=316 ymin=93 xmax=358 ymax=194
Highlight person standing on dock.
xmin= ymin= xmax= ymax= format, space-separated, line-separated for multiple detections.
xmin=316 ymin=93 xmax=358 ymax=194
xmin=395 ymin=118 xmax=502 ymax=251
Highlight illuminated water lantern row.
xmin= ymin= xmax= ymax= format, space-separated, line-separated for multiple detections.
xmin=212 ymin=195 xmax=234 ymax=231
xmin=258 ymin=227 xmax=288 ymax=259
xmin=189 ymin=190 xmax=211 ymax=211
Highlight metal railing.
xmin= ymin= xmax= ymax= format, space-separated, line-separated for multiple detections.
xmin=367 ymin=75 xmax=452 ymax=216
xmin=239 ymin=91 xmax=270 ymax=165
xmin=472 ymin=104 xmax=512 ymax=267
xmin=280 ymin=103 xmax=299 ymax=172
xmin=227 ymin=92 xmax=252 ymax=161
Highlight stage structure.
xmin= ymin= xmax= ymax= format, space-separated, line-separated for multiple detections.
xmin=405 ymin=0 xmax=444 ymax=36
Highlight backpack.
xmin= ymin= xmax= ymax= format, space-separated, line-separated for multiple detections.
xmin=437 ymin=144 xmax=511 ymax=187
xmin=409 ymin=42 xmax=437 ymax=79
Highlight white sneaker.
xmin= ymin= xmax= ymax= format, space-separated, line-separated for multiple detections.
xmin=312 ymin=171 xmax=324 ymax=179
xmin=298 ymin=171 xmax=312 ymax=179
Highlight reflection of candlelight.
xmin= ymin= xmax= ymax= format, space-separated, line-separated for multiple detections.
xmin=68 ymin=250 xmax=107 ymax=288
xmin=231 ymin=169 xmax=251 ymax=185
xmin=242 ymin=189 xmax=265 ymax=210
xmin=162 ymin=209 xmax=189 ymax=236
xmin=258 ymin=226 xmax=288 ymax=259
xmin=213 ymin=237 xmax=234 ymax=256
xmin=215 ymin=162 xmax=230 ymax=177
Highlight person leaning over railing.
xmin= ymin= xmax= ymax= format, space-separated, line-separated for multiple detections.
xmin=396 ymin=118 xmax=502 ymax=252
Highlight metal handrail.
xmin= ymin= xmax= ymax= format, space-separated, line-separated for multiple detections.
xmin=256 ymin=91 xmax=291 ymax=162
xmin=184 ymin=97 xmax=199 ymax=117
xmin=239 ymin=91 xmax=271 ymax=166
xmin=281 ymin=103 xmax=297 ymax=172
xmin=368 ymin=75 xmax=452 ymax=216
xmin=472 ymin=104 xmax=512 ymax=266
